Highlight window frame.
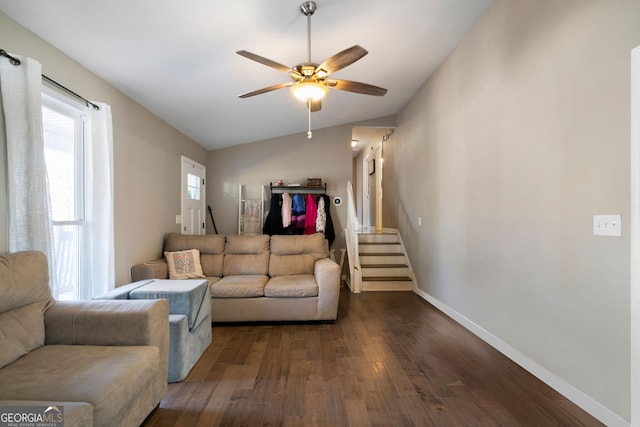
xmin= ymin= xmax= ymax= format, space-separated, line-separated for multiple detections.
xmin=42 ymin=86 xmax=89 ymax=299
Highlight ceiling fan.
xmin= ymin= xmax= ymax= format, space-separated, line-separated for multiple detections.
xmin=236 ymin=0 xmax=387 ymax=116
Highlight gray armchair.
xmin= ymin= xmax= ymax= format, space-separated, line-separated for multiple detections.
xmin=0 ymin=250 xmax=169 ymax=427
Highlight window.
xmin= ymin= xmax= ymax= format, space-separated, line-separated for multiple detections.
xmin=187 ymin=172 xmax=201 ymax=200
xmin=42 ymin=90 xmax=87 ymax=300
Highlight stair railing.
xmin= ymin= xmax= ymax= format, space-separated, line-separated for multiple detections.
xmin=346 ymin=181 xmax=362 ymax=293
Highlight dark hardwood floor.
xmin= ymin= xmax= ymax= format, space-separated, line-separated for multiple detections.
xmin=143 ymin=287 xmax=604 ymax=427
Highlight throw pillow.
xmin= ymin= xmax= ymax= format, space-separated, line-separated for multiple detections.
xmin=165 ymin=249 xmax=205 ymax=279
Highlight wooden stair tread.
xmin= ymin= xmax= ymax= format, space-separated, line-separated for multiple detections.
xmin=362 ymin=276 xmax=413 ymax=282
xmin=361 ymin=264 xmax=408 ymax=268
xmin=358 ymin=232 xmax=397 ymax=235
xmin=359 ymin=252 xmax=405 ymax=256
xmin=359 ymin=241 xmax=400 ymax=245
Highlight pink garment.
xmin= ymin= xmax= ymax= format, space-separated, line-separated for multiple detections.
xmin=304 ymin=194 xmax=318 ymax=234
xmin=281 ymin=193 xmax=292 ymax=228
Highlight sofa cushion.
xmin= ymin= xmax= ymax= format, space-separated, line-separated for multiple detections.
xmin=165 ymin=232 xmax=225 ymax=277
xmin=268 ymin=234 xmax=327 ymax=276
xmin=264 ymin=275 xmax=319 ymax=298
xmin=165 ymin=249 xmax=205 ymax=279
xmin=222 ymin=235 xmax=270 ymax=276
xmin=0 ymin=344 xmax=160 ymax=427
xmin=206 ymin=277 xmax=222 ymax=287
xmin=0 ymin=301 xmax=47 ymax=368
xmin=211 ymin=275 xmax=268 ymax=298
xmin=0 ymin=251 xmax=54 ymax=314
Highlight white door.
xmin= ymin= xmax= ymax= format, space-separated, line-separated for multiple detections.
xmin=181 ymin=156 xmax=206 ymax=235
xmin=362 ymin=155 xmax=371 ymax=229
xmin=362 ymin=146 xmax=383 ymax=231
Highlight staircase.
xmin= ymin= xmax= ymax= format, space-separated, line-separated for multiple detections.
xmin=358 ymin=230 xmax=415 ymax=291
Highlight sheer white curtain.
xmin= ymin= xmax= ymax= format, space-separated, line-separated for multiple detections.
xmin=85 ymin=103 xmax=115 ymax=297
xmin=0 ymin=54 xmax=57 ymax=291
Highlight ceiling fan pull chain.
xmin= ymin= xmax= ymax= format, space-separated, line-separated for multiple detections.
xmin=307 ymin=100 xmax=313 ymax=139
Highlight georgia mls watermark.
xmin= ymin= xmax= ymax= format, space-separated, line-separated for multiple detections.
xmin=0 ymin=405 xmax=64 ymax=427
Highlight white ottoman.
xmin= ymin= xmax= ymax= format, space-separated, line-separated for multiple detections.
xmin=100 ymin=279 xmax=212 ymax=383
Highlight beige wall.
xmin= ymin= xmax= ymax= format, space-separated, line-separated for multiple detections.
xmin=0 ymin=12 xmax=208 ymax=285
xmin=207 ymin=125 xmax=353 ymax=248
xmin=206 ymin=116 xmax=397 ymax=248
xmin=387 ymin=0 xmax=640 ymax=421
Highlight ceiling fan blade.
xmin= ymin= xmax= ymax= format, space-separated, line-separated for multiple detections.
xmin=238 ymin=82 xmax=293 ymax=98
xmin=236 ymin=50 xmax=291 ymax=73
xmin=329 ymin=79 xmax=387 ymax=96
xmin=309 ymin=99 xmax=322 ymax=112
xmin=316 ymin=45 xmax=368 ymax=75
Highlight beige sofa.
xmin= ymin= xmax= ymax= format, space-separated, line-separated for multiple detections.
xmin=131 ymin=233 xmax=341 ymax=322
xmin=0 ymin=251 xmax=169 ymax=427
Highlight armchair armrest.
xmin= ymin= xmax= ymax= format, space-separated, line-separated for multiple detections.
xmin=45 ymin=299 xmax=168 ymax=346
xmin=314 ymin=257 xmax=340 ymax=320
xmin=44 ymin=299 xmax=169 ymax=383
xmin=131 ymin=259 xmax=168 ymax=281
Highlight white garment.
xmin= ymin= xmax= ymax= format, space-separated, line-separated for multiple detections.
xmin=316 ymin=197 xmax=326 ymax=233
xmin=282 ymin=193 xmax=292 ymax=228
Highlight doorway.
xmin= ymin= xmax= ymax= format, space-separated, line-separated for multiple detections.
xmin=181 ymin=156 xmax=206 ymax=235
xmin=353 ymin=127 xmax=389 ymax=231
xmin=362 ymin=146 xmax=383 ymax=231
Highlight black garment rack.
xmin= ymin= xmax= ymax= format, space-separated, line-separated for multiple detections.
xmin=269 ymin=182 xmax=327 ymax=194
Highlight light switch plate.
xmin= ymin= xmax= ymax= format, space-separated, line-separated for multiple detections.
xmin=593 ymin=214 xmax=621 ymax=237
xmin=175 ymin=214 xmax=182 ymax=224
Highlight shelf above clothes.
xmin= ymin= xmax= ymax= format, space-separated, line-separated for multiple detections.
xmin=269 ymin=182 xmax=327 ymax=194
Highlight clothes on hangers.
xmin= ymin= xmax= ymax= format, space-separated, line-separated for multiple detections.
xmin=282 ymin=193 xmax=292 ymax=228
xmin=304 ymin=194 xmax=318 ymax=235
xmin=319 ymin=194 xmax=335 ymax=246
xmin=262 ymin=191 xmax=335 ymax=246
xmin=291 ymin=193 xmax=306 ymax=231
xmin=316 ymin=196 xmax=326 ymax=233
xmin=262 ymin=193 xmax=284 ymax=235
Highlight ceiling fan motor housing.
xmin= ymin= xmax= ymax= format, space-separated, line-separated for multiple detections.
xmin=300 ymin=1 xmax=316 ymax=16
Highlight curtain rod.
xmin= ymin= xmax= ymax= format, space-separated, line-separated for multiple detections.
xmin=1 ymin=49 xmax=100 ymax=111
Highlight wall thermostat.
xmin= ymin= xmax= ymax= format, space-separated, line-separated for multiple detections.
xmin=333 ymin=197 xmax=342 ymax=206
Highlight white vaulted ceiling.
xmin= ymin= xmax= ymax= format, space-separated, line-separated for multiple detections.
xmin=0 ymin=0 xmax=492 ymax=150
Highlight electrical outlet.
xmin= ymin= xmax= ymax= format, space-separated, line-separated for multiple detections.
xmin=593 ymin=214 xmax=621 ymax=237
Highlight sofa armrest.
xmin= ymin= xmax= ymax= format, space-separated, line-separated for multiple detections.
xmin=131 ymin=259 xmax=168 ymax=281
xmin=314 ymin=257 xmax=341 ymax=320
xmin=44 ymin=299 xmax=169 ymax=383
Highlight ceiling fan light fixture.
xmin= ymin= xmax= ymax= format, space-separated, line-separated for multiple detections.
xmin=291 ymin=82 xmax=328 ymax=101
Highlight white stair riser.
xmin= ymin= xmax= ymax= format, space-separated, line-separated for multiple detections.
xmin=361 ymin=267 xmax=412 ymax=277
xmin=362 ymin=281 xmax=414 ymax=291
xmin=358 ymin=234 xmax=399 ymax=244
xmin=359 ymin=255 xmax=406 ymax=264
xmin=358 ymin=244 xmax=402 ymax=253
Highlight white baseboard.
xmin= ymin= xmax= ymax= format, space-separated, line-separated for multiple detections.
xmin=412 ymin=287 xmax=630 ymax=427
